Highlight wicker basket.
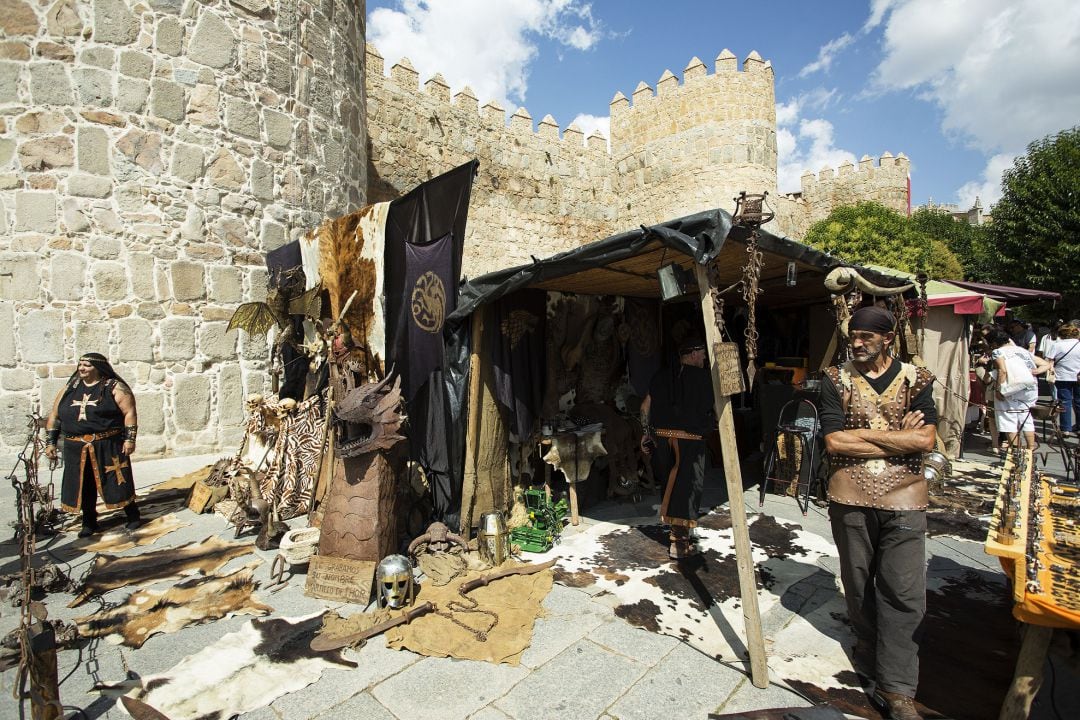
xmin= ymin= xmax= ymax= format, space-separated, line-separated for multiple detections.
xmin=279 ymin=527 xmax=320 ymax=565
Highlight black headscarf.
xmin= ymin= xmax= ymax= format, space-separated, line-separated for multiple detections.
xmin=64 ymin=352 xmax=130 ymax=394
xmin=849 ymin=306 xmax=896 ymax=334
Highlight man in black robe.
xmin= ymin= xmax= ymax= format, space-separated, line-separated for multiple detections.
xmin=640 ymin=336 xmax=715 ymax=559
xmin=44 ymin=353 xmax=141 ymax=536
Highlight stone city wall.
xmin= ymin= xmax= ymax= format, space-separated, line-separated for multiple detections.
xmin=365 ymin=47 xmax=780 ymax=277
xmin=0 ymin=0 xmax=367 ymax=463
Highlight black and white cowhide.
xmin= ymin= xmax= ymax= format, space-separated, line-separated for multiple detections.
xmin=104 ymin=613 xmax=356 ymax=720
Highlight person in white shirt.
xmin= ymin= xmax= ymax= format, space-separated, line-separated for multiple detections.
xmin=1050 ymin=324 xmax=1080 ymax=434
xmin=988 ymin=330 xmax=1051 ymax=452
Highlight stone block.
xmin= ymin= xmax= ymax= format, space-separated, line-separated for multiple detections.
xmin=116 ymin=127 xmax=163 ymax=173
xmin=206 ymin=148 xmax=244 ymax=191
xmin=259 ymin=221 xmax=286 ymax=252
xmin=170 ymin=261 xmax=205 ymax=301
xmin=198 ymin=321 xmax=236 ymax=361
xmin=94 ymin=0 xmax=139 ymax=45
xmin=180 ymin=204 xmax=204 ymax=241
xmin=238 ymin=329 xmax=266 ymax=360
xmin=156 ymin=17 xmax=183 ymax=56
xmin=19 ymin=309 xmax=65 ymax=363
xmin=247 ymin=267 xmax=267 ymax=302
xmin=14 ymin=191 xmax=56 ymax=233
xmin=0 ymin=303 xmax=13 ymax=366
xmin=172 ymin=374 xmax=210 ymax=430
xmin=0 ymin=138 xmax=14 ymax=166
xmin=186 ymin=84 xmax=219 ymax=126
xmin=251 ymin=157 xmax=273 ymax=200
xmin=118 ymin=50 xmax=152 ymax=79
xmin=170 ymin=142 xmax=205 ymax=183
xmin=1 ymin=0 xmax=38 ymax=36
xmin=116 ymin=317 xmax=153 ymax=361
xmin=34 ymin=42 xmax=71 ymax=61
xmin=73 ymin=67 xmax=113 ymax=107
xmin=218 ymin=364 xmax=244 ymax=425
xmin=49 ymin=253 xmax=87 ymax=301
xmin=29 ymin=63 xmax=73 ymax=105
xmin=1 ymin=369 xmax=35 ymax=391
xmin=188 ymin=11 xmax=236 ymax=69
xmin=88 ymin=236 xmax=121 ymax=259
xmin=62 ymin=198 xmax=90 ymax=233
xmin=263 ymin=109 xmax=292 ymax=149
xmin=0 ymin=253 xmax=40 ymax=301
xmin=138 ymin=391 xmax=165 ymax=434
xmin=47 ymin=0 xmax=82 ymax=37
xmin=225 ymin=97 xmax=259 ymax=139
xmin=74 ymin=321 xmax=112 ymax=358
xmin=77 ymin=125 xmax=110 ymax=175
xmin=147 ymin=0 xmax=182 ymax=14
xmin=160 ymin=317 xmax=195 ymax=360
xmin=0 ymin=394 xmax=33 ymax=446
xmin=150 ymin=78 xmax=185 ymax=122
xmin=80 ymin=46 xmax=115 ymax=69
xmin=67 ymin=174 xmax=113 ymax=198
xmin=91 ymin=261 xmax=128 ymax=301
xmin=0 ymin=62 xmax=19 ymax=103
xmin=607 ymin=643 xmax=744 ymax=720
xmin=208 ymin=266 xmax=242 ymax=303
xmin=129 ymin=253 xmax=156 ymax=299
xmin=17 ymin=136 xmax=73 ymax=171
xmin=174 ymin=68 xmax=198 ymax=86
xmin=116 ymin=78 xmax=149 ymax=112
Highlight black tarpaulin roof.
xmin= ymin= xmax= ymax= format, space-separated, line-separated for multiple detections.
xmin=450 ymin=208 xmax=909 ymax=320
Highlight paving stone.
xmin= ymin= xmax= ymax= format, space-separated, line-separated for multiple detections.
xmin=467 ymin=708 xmax=513 ymax=720
xmin=326 ymin=692 xmax=397 ymax=719
xmin=586 ymin=616 xmax=679 ymax=666
xmin=519 ymin=610 xmax=606 ymax=670
xmin=713 ymin=676 xmax=812 ymax=714
xmin=373 ymin=656 xmax=527 ymax=720
xmin=497 ymin=639 xmax=647 ymax=720
xmin=607 ymin=641 xmax=744 ymax=720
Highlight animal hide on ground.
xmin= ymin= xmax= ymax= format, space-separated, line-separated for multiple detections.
xmin=78 ymin=514 xmax=189 ymax=554
xmin=541 ymin=430 xmax=606 ymax=483
xmin=104 ymin=613 xmax=356 ymax=720
xmin=75 ymin=562 xmax=270 ymax=648
xmin=70 ymin=536 xmax=255 ymax=607
xmin=542 ymin=499 xmax=1017 ymax=720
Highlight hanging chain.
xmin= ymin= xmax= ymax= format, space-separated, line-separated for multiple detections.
xmin=706 ymin=260 xmax=727 ymax=339
xmin=432 ymin=588 xmax=499 ymax=642
xmin=740 ymin=230 xmax=764 ymax=379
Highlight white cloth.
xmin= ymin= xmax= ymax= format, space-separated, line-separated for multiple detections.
xmin=992 ymin=344 xmax=1037 ymax=432
xmin=1050 ymin=338 xmax=1080 ymax=381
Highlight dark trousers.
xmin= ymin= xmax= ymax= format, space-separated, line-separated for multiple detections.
xmin=80 ymin=461 xmax=138 ymax=529
xmin=829 ymin=503 xmax=926 ymax=697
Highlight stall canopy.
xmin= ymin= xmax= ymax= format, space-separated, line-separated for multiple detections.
xmin=945 ymin=279 xmax=1061 ymax=308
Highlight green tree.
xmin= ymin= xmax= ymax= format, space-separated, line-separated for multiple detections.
xmin=909 ymin=207 xmax=993 ymax=281
xmin=989 ymin=126 xmax=1080 ymax=314
xmin=803 ymin=201 xmax=964 ymax=280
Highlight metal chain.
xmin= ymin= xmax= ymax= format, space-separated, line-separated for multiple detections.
xmin=740 ymin=230 xmax=764 ymax=374
xmin=432 ymin=589 xmax=499 ymax=642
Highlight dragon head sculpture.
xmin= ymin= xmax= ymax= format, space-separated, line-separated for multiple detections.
xmin=333 ymin=374 xmax=406 ymax=457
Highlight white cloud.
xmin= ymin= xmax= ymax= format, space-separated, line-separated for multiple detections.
xmin=799 ymin=33 xmax=854 ymax=77
xmin=775 ymin=90 xmax=855 ymax=193
xmin=956 ymin=153 xmax=1014 ymax=208
xmin=870 ymin=0 xmax=1080 ymax=201
xmin=368 ymin=0 xmax=604 ymax=111
xmin=568 ymin=113 xmax=609 ymax=148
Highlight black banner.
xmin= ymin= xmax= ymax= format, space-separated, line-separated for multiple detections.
xmin=491 ymin=289 xmax=546 ymax=440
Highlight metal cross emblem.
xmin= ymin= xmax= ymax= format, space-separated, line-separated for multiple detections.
xmin=105 ymin=455 xmax=130 ymax=484
xmin=71 ymin=393 xmax=99 ymax=421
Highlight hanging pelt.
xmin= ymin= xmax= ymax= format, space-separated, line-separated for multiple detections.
xmin=259 ymin=393 xmax=327 ymax=520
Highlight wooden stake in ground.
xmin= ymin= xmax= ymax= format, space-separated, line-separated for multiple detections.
xmin=460 ymin=310 xmax=486 ymax=536
xmin=695 ymin=263 xmax=769 ymax=689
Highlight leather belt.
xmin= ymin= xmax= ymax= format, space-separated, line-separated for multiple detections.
xmin=655 ymin=428 xmax=704 ymax=441
xmin=65 ymin=428 xmax=123 ymax=442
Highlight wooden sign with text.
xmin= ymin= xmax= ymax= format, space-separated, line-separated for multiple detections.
xmin=304 ymin=555 xmax=376 ymax=605
xmin=713 ymin=342 xmax=746 ymax=397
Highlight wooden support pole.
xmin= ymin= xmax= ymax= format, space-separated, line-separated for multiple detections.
xmin=25 ymin=622 xmax=61 ymax=720
xmin=460 ymin=311 xmax=485 ymax=536
xmin=998 ymin=624 xmax=1053 ymax=720
xmin=696 ymin=264 xmax=769 ymax=689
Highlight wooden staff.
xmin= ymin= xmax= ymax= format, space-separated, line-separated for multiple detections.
xmin=460 ymin=310 xmax=485 ymax=536
xmin=695 ymin=263 xmax=769 ymax=689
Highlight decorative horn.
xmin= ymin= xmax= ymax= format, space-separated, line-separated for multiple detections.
xmin=824 ymin=267 xmax=914 ymax=296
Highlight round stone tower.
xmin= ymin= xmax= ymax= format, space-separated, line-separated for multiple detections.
xmin=0 ymin=0 xmax=367 ymax=461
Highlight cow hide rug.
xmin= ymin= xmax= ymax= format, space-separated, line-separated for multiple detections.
xmin=540 ymin=507 xmax=1018 ymax=720
xmin=102 ymin=612 xmax=356 ymax=720
xmin=75 ymin=561 xmax=271 ymax=648
xmin=78 ymin=514 xmax=189 ymax=554
xmin=70 ymin=536 xmax=255 ymax=607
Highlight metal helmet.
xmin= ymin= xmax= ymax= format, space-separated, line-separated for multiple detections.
xmin=375 ymin=554 xmax=415 ymax=609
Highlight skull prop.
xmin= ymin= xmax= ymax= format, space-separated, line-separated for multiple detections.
xmin=376 ymin=554 xmax=415 ymax=609
xmin=333 ymin=374 xmax=406 ymax=458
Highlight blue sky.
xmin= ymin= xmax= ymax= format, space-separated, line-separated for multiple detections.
xmin=366 ymin=0 xmax=1080 ymax=210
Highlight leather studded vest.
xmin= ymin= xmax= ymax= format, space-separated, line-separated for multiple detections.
xmin=825 ymin=361 xmax=934 ymax=510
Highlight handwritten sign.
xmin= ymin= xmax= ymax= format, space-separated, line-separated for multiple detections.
xmin=187 ymin=480 xmax=229 ymax=514
xmin=305 ymin=555 xmax=376 ymax=604
xmin=713 ymin=342 xmax=746 ymax=397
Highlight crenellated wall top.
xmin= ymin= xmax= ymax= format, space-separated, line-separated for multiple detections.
xmin=800 ymin=152 xmax=910 ymax=186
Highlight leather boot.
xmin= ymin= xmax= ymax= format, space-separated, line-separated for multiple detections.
xmin=874 ymin=690 xmax=922 ymax=720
